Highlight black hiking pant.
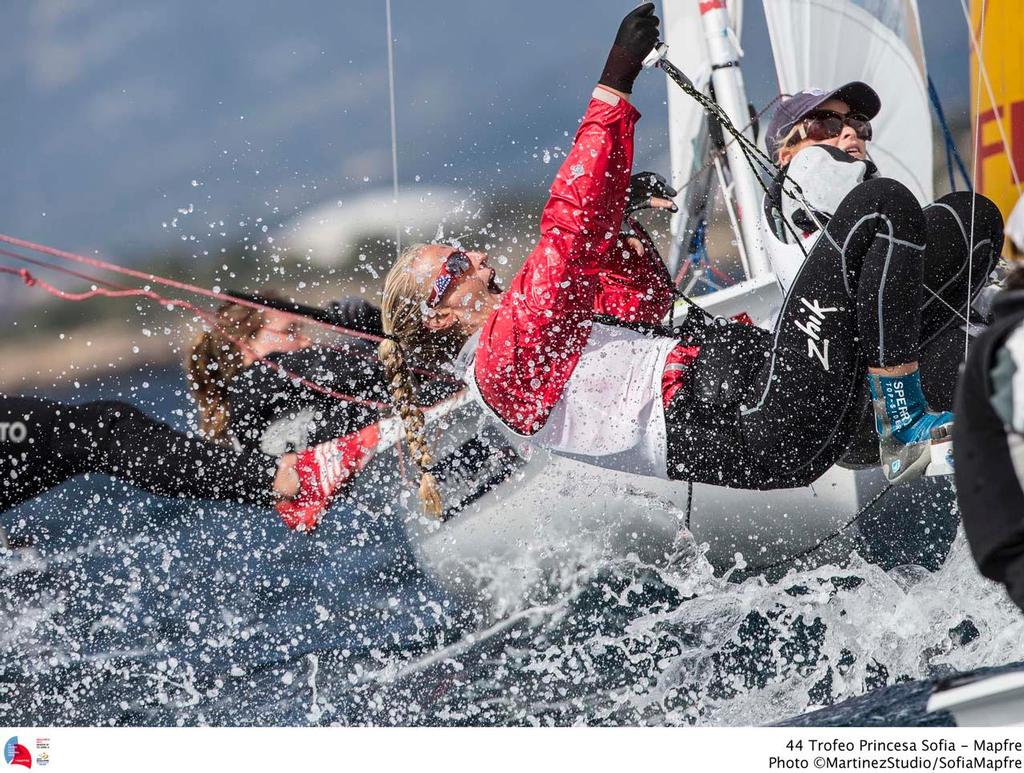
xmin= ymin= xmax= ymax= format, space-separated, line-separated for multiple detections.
xmin=918 ymin=190 xmax=1003 ymax=348
xmin=0 ymin=395 xmax=277 ymax=512
xmin=845 ymin=190 xmax=1004 ymax=464
xmin=665 ymin=179 xmax=1001 ymax=489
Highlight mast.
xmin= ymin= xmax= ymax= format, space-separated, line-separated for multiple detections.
xmin=697 ymin=0 xmax=771 ymax=278
xmin=661 ymin=0 xmax=714 ymax=278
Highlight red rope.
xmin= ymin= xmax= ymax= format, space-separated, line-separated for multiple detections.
xmin=0 ymin=235 xmax=459 ymax=386
xmin=0 ymin=264 xmax=390 ymax=410
xmin=0 ymin=247 xmax=132 ymax=291
xmin=0 ymin=231 xmax=383 ymax=342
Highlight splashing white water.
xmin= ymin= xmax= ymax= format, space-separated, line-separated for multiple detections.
xmin=358 ymin=505 xmax=1024 ymax=727
xmin=4 ymin=484 xmax=1024 ymax=727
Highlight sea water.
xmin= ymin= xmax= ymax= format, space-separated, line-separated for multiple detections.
xmin=3 ymin=367 xmax=1024 ymax=726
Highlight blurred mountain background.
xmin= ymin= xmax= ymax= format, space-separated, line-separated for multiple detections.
xmin=0 ymin=1 xmax=973 ymax=385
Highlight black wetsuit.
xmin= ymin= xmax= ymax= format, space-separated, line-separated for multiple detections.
xmin=956 ymin=290 xmax=1024 ymax=611
xmin=0 ymin=395 xmax=278 ymax=513
xmin=778 ymin=147 xmax=1003 ymax=410
xmin=228 ymin=343 xmax=388 ymax=453
xmin=665 ymin=177 xmax=1003 ymax=489
xmin=226 ymin=299 xmax=390 ymax=453
xmin=838 ymin=188 xmax=1004 ymax=465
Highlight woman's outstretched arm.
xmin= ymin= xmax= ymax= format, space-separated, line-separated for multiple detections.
xmin=1 ymin=395 xmax=296 ymax=513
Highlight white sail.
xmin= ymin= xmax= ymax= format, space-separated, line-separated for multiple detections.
xmin=764 ymin=0 xmax=933 ymax=203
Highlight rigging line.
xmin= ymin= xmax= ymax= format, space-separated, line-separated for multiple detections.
xmin=0 ymin=244 xmax=456 ymax=389
xmin=663 ymin=53 xmax=813 ymax=238
xmin=658 ymin=58 xmax=812 ymax=218
xmin=672 ymin=93 xmax=785 ymax=198
xmin=0 ymin=247 xmax=130 ymax=291
xmin=658 ymin=59 xmax=812 ymax=269
xmin=710 ymin=154 xmax=752 ymax=276
xmin=1 ymin=264 xmax=391 ymax=409
xmin=923 ymin=284 xmax=973 ymax=328
xmin=684 ymin=85 xmax=776 ymax=179
xmin=0 ymin=244 xmax=460 ymax=387
xmin=966 ymin=0 xmax=986 ymax=363
xmin=385 ymin=0 xmax=401 ymax=256
xmin=751 ymin=483 xmax=896 ymax=577
xmin=927 ymin=76 xmax=972 ymax=192
xmin=678 ymin=76 xmax=776 ymax=172
xmin=0 ymin=232 xmax=385 ymax=345
xmin=958 ymin=0 xmax=1023 ymax=194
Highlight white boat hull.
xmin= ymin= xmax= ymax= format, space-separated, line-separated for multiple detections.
xmin=402 ymin=443 xmax=897 ymax=604
xmin=928 ymin=670 xmax=1024 ymax=727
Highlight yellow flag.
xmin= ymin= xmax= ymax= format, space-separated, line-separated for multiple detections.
xmin=970 ymin=0 xmax=1024 ymax=221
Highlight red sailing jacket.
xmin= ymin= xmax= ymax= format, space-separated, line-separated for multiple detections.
xmin=597 ymin=216 xmax=678 ymax=323
xmin=472 ymin=91 xmax=684 ymax=436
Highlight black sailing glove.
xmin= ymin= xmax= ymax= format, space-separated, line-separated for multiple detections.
xmin=599 ymin=3 xmax=660 ymax=94
xmin=327 ymin=297 xmax=384 ymax=337
xmin=626 ymin=171 xmax=679 ymax=216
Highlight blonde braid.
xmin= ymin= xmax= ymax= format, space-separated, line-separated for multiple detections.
xmin=378 ymin=337 xmax=442 ymax=516
xmin=379 ymin=243 xmax=468 ymax=517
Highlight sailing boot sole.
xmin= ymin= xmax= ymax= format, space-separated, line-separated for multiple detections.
xmin=879 ymin=440 xmax=934 ymax=484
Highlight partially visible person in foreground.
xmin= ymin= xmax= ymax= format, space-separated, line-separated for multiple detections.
xmin=956 ymin=264 xmax=1024 ymax=612
xmin=376 ymin=4 xmax=957 ymax=519
xmin=186 ymin=292 xmax=389 ymax=455
xmin=184 ymin=292 xmax=413 ymax=530
xmin=0 ymin=297 xmax=389 ymax=529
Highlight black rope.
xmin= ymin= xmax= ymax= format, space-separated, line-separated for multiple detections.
xmin=657 ymin=55 xmax=813 ymax=259
xmin=750 ymin=483 xmax=895 ymax=577
xmin=672 ymin=95 xmax=785 ymax=198
xmin=658 ymin=59 xmax=778 ymax=181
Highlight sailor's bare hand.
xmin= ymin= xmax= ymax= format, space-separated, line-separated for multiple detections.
xmin=273 ymin=452 xmax=300 ymax=500
xmin=625 ymin=236 xmax=645 ymax=257
xmin=647 ymin=196 xmax=677 ymax=211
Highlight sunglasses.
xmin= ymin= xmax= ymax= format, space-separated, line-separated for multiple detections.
xmin=426 ymin=249 xmax=472 ymax=309
xmin=789 ymin=110 xmax=873 ymax=145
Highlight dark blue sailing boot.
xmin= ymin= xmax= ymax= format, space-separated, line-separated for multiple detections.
xmin=868 ymin=370 xmax=953 ymax=484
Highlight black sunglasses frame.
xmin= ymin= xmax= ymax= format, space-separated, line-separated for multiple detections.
xmin=790 ymin=109 xmax=873 ymax=145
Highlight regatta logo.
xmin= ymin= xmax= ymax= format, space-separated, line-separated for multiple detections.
xmin=34 ymin=738 xmax=49 ymax=768
xmin=0 ymin=422 xmax=27 ymax=443
xmin=793 ymin=297 xmax=838 ymax=371
xmin=3 ymin=737 xmax=31 ymax=769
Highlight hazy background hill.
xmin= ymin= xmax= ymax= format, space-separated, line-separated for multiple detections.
xmin=0 ymin=1 xmax=974 ymax=386
xmin=1 ymin=1 xmax=971 ymax=258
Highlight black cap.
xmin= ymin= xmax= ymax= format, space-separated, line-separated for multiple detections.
xmin=765 ymin=81 xmax=881 ymax=160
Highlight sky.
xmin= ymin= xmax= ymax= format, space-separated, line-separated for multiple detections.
xmin=0 ymin=1 xmax=972 ymax=262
